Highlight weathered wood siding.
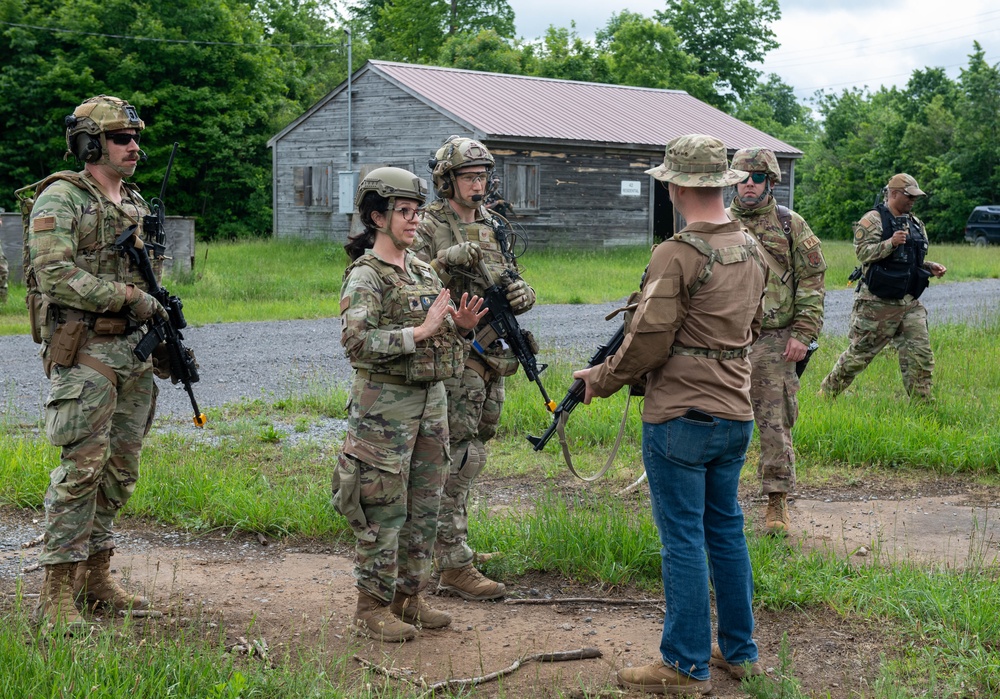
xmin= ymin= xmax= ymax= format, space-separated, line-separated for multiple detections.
xmin=0 ymin=213 xmax=195 ymax=284
xmin=272 ymin=72 xmax=462 ymax=241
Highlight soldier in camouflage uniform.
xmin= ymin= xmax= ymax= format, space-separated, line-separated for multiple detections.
xmin=335 ymin=167 xmax=486 ymax=643
xmin=25 ymin=95 xmax=167 ymax=631
xmin=820 ymin=174 xmax=946 ymax=400
xmin=727 ymin=148 xmax=826 ymax=535
xmin=0 ymin=217 xmax=8 ymax=305
xmin=413 ymin=136 xmax=536 ymax=601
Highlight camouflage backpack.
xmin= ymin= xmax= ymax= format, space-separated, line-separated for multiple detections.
xmin=14 ymin=171 xmax=104 ymax=343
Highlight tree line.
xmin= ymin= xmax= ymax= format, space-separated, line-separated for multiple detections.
xmin=0 ymin=0 xmax=996 ymax=242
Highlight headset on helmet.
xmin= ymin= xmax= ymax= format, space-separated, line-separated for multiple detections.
xmin=730 ymin=147 xmax=781 ymax=184
xmin=65 ymin=94 xmax=144 ymax=163
xmin=427 ymin=135 xmax=494 ymax=199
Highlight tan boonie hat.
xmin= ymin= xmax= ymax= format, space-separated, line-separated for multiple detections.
xmin=645 ymin=134 xmax=748 ymax=187
xmin=887 ymin=173 xmax=925 ymax=196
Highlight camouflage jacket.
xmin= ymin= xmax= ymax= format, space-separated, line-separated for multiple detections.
xmin=340 ymin=248 xmax=466 ymax=381
xmin=728 ymin=197 xmax=826 ymax=343
xmin=413 ymin=199 xmax=534 ymax=319
xmin=853 ymin=209 xmax=937 ymax=305
xmin=28 ymin=171 xmax=152 ymax=314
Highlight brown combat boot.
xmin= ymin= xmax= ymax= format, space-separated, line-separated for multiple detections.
xmin=390 ymin=590 xmax=452 ymax=629
xmin=438 ymin=565 xmax=505 ymax=601
xmin=35 ymin=562 xmax=91 ymax=632
xmin=764 ymin=492 xmax=790 ymax=535
xmin=76 ymin=549 xmax=150 ymax=611
xmin=710 ymin=642 xmax=765 ymax=679
xmin=617 ymin=661 xmax=712 ymax=695
xmin=351 ymin=590 xmax=416 ymax=642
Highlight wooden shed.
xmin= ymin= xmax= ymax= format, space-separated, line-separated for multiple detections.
xmin=267 ymin=60 xmax=803 ymax=247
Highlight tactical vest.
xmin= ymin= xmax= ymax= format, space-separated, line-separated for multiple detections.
xmin=15 ymin=171 xmax=149 ymax=343
xmin=422 ymin=201 xmax=511 ymax=301
xmin=862 ymin=203 xmax=930 ymax=300
xmin=343 ymin=253 xmax=464 ymax=383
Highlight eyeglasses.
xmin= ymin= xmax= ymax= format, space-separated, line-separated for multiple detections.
xmin=456 ymin=173 xmax=488 ymax=185
xmin=392 ymin=206 xmax=424 ymax=222
xmin=741 ymin=172 xmax=768 ymax=185
xmin=107 ymin=132 xmax=141 ymax=146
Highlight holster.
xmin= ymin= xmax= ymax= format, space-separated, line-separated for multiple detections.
xmin=48 ymin=320 xmax=87 ymax=368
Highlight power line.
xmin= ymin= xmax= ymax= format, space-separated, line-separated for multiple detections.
xmin=0 ymin=21 xmax=342 ymax=48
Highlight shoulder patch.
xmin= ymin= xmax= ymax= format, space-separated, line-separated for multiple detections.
xmin=340 ymin=297 xmax=351 ymax=314
xmin=33 ymin=216 xmax=56 ymax=232
xmin=800 ymin=235 xmax=820 ymax=250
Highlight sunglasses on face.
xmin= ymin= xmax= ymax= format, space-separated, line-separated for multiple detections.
xmin=741 ymin=172 xmax=768 ymax=184
xmin=456 ymin=173 xmax=488 ymax=185
xmin=392 ymin=206 xmax=424 ymax=222
xmin=107 ymin=132 xmax=141 ymax=146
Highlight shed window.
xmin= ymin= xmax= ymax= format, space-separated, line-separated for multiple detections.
xmin=293 ymin=166 xmax=331 ymax=207
xmin=504 ymin=162 xmax=539 ymax=213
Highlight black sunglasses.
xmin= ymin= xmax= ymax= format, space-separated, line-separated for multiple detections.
xmin=741 ymin=172 xmax=768 ymax=184
xmin=107 ymin=132 xmax=141 ymax=146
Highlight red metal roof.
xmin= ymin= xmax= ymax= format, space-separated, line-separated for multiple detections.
xmin=371 ymin=60 xmax=801 ymax=156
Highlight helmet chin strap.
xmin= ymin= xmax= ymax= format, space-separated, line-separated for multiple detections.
xmin=99 ymin=133 xmax=135 ymax=179
xmin=379 ymin=197 xmax=410 ymax=250
xmin=450 ymin=173 xmax=481 ymax=210
xmin=739 ymin=180 xmax=771 ymax=208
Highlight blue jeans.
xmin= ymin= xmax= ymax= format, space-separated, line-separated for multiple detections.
xmin=642 ymin=413 xmax=758 ymax=680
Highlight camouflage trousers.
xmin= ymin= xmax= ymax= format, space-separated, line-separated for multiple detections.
xmin=333 ymin=376 xmax=449 ymax=603
xmin=750 ymin=328 xmax=799 ymax=494
xmin=820 ymin=298 xmax=933 ymax=399
xmin=39 ymin=333 xmax=157 ymax=566
xmin=435 ymin=365 xmax=504 ymax=571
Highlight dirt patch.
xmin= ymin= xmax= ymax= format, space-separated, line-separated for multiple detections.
xmin=3 ymin=472 xmax=998 ymax=697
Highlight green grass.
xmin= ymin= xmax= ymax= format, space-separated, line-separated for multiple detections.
xmin=4 ymin=239 xmax=1000 ymax=336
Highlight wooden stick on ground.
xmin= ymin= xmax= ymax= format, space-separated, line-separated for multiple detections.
xmin=355 ymin=647 xmax=603 ymax=696
xmin=505 ymin=597 xmax=660 ymax=606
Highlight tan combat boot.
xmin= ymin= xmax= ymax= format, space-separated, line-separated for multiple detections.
xmin=76 ymin=549 xmax=150 ymax=611
xmin=438 ymin=565 xmax=505 ymax=601
xmin=765 ymin=492 xmax=790 ymax=535
xmin=351 ymin=590 xmax=416 ymax=642
xmin=389 ymin=590 xmax=452 ymax=629
xmin=617 ymin=661 xmax=712 ymax=695
xmin=35 ymin=562 xmax=90 ymax=632
xmin=710 ymin=642 xmax=765 ymax=679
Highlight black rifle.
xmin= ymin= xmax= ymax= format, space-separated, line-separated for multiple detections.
xmin=478 ymin=268 xmax=555 ymax=414
xmin=116 ymin=143 xmax=205 ymax=427
xmin=475 ymin=211 xmax=554 ymax=413
xmin=527 ymin=323 xmax=625 ymax=451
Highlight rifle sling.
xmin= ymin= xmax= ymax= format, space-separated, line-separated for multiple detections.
xmin=555 ymin=392 xmax=633 ymax=483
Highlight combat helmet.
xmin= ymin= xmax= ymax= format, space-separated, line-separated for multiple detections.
xmin=730 ymin=147 xmax=781 ymax=183
xmin=354 ymin=167 xmax=428 ymax=209
xmin=428 ymin=136 xmax=494 ymax=200
xmin=65 ymin=95 xmax=144 ymax=164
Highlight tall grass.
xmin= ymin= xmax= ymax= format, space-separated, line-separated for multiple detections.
xmin=3 ymin=238 xmax=1000 ymax=335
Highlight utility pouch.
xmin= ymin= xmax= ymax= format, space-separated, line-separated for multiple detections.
xmin=27 ymin=292 xmax=49 ymax=344
xmin=48 ymin=320 xmax=87 ymax=368
xmin=864 ymin=264 xmax=909 ymax=300
xmin=93 ymin=317 xmax=127 ymax=335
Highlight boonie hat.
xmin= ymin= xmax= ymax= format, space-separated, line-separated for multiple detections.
xmin=886 ymin=173 xmax=925 ymax=196
xmin=646 ymin=134 xmax=748 ymax=187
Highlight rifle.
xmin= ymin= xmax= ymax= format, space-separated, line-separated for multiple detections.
xmin=115 ymin=143 xmax=206 ymax=427
xmin=527 ymin=323 xmax=625 ymax=452
xmin=475 ymin=212 xmax=554 ymax=413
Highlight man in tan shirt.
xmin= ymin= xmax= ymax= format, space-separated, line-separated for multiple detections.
xmin=575 ymin=134 xmax=767 ymax=696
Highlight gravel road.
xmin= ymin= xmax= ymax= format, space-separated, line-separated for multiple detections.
xmin=2 ymin=279 xmax=999 ymax=422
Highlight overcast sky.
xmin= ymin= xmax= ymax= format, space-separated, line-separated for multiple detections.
xmin=505 ymin=0 xmax=1000 ymax=100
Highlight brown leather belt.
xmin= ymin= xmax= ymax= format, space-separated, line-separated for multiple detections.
xmin=356 ymin=369 xmax=421 ymax=386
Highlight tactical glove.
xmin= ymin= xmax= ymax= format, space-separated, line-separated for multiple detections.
xmin=127 ymin=284 xmax=167 ymax=321
xmin=440 ymin=241 xmax=482 ymax=268
xmin=505 ymin=278 xmax=535 ymax=312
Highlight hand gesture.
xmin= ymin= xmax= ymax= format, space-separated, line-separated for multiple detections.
xmin=413 ymin=288 xmax=452 ymax=342
xmin=450 ymin=293 xmax=488 ymax=331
